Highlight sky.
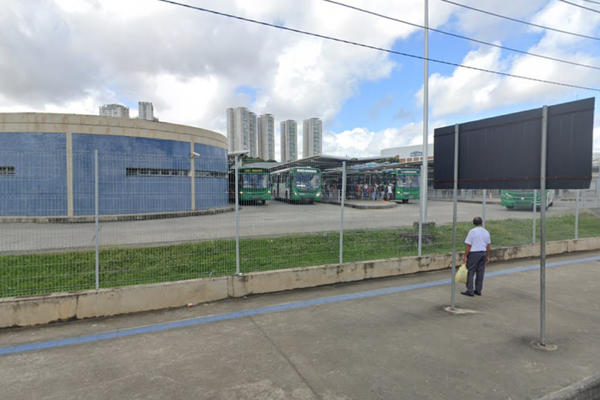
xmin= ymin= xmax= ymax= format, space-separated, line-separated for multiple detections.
xmin=1 ymin=0 xmax=600 ymax=161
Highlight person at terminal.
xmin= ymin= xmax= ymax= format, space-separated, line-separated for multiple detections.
xmin=461 ymin=216 xmax=491 ymax=297
xmin=386 ymin=182 xmax=393 ymax=201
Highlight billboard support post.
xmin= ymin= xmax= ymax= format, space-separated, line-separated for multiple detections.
xmin=540 ymin=105 xmax=548 ymax=346
xmin=418 ymin=164 xmax=424 ymax=257
xmin=451 ymin=124 xmax=459 ymax=310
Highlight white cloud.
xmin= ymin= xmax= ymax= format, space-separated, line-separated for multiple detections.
xmin=2 ymin=0 xmax=600 ymax=155
xmin=323 ymin=122 xmax=429 ymax=157
xmin=423 ymin=46 xmax=503 ymax=118
xmin=421 ymin=0 xmax=600 ymax=127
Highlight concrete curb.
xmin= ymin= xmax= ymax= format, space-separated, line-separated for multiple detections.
xmin=0 ymin=207 xmax=235 ymax=224
xmin=537 ymin=374 xmax=600 ymax=400
xmin=1 ymin=237 xmax=599 ymax=328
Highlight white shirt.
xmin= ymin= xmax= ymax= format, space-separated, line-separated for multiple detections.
xmin=465 ymin=226 xmax=491 ymax=252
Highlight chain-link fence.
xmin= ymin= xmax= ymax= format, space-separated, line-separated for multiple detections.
xmin=2 ymin=150 xmax=599 ymax=298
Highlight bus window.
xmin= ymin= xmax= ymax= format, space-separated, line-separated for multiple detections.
xmin=242 ymin=174 xmax=269 ymax=189
xmin=397 ymin=175 xmax=419 ymax=188
xmin=293 ymin=173 xmax=321 ymax=190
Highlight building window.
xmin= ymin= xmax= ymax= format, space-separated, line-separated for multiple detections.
xmin=0 ymin=166 xmax=15 ymax=176
xmin=195 ymin=170 xmax=227 ymax=179
xmin=126 ymin=168 xmax=227 ymax=179
xmin=126 ymin=168 xmax=188 ymax=177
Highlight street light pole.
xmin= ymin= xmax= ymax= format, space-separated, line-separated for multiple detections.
xmin=421 ymin=0 xmax=429 ymax=224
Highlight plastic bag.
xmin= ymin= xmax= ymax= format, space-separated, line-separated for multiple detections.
xmin=455 ymin=264 xmax=468 ymax=283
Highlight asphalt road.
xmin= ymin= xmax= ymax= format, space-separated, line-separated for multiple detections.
xmin=0 ymin=198 xmax=581 ymax=254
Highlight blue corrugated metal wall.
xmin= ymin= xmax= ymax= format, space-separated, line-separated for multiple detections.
xmin=0 ymin=132 xmax=67 ymax=216
xmin=0 ymin=132 xmax=228 ymax=216
xmin=194 ymin=143 xmax=229 ymax=210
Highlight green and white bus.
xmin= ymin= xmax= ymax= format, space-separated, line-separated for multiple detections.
xmin=384 ymin=168 xmax=420 ymax=203
xmin=229 ymin=166 xmax=271 ymax=205
xmin=270 ymin=167 xmax=322 ymax=203
xmin=501 ymin=189 xmax=554 ymax=210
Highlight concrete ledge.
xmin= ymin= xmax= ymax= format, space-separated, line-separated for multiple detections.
xmin=0 ymin=277 xmax=229 ymax=328
xmin=1 ymin=237 xmax=599 ymax=328
xmin=537 ymin=373 xmax=600 ymax=400
xmin=0 ymin=207 xmax=235 ymax=224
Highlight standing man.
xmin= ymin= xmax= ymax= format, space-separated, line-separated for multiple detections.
xmin=386 ymin=182 xmax=393 ymax=201
xmin=461 ymin=216 xmax=491 ymax=297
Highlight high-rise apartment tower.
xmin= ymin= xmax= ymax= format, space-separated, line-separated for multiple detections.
xmin=138 ymin=102 xmax=155 ymax=121
xmin=280 ymin=120 xmax=298 ymax=162
xmin=226 ymin=107 xmax=258 ymax=157
xmin=302 ymin=117 xmax=322 ymax=158
xmin=257 ymin=114 xmax=275 ymax=161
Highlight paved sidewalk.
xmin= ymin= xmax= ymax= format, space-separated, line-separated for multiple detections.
xmin=1 ymin=252 xmax=599 ymax=400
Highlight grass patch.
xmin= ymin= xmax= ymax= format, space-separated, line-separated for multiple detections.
xmin=2 ymin=213 xmax=599 ymax=298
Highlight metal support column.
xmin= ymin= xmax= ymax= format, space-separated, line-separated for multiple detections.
xmin=418 ymin=164 xmax=424 ymax=257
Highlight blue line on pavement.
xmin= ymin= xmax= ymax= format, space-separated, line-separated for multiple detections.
xmin=1 ymin=255 xmax=599 ymax=356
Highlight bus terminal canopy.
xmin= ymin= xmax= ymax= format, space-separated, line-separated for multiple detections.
xmin=243 ymin=155 xmax=389 ymax=173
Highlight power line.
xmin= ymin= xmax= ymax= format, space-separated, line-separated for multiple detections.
xmin=441 ymin=0 xmax=600 ymax=42
xmin=560 ymin=0 xmax=600 ymax=14
xmin=154 ymin=0 xmax=600 ymax=92
xmin=583 ymin=0 xmax=600 ymax=5
xmin=322 ymin=0 xmax=600 ymax=71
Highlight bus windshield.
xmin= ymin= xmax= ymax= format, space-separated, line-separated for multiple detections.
xmin=242 ymin=174 xmax=269 ymax=189
xmin=396 ymin=174 xmax=419 ymax=188
xmin=293 ymin=173 xmax=321 ymax=190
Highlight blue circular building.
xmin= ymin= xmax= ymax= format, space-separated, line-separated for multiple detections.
xmin=0 ymin=113 xmax=229 ymax=217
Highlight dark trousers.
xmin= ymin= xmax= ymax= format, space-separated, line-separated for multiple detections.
xmin=465 ymin=252 xmax=486 ymax=294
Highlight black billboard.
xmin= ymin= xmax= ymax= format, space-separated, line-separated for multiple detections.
xmin=433 ymin=98 xmax=595 ymax=190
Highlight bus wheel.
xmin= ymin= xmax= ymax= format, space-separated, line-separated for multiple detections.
xmin=402 ymin=199 xmax=408 ymax=203
xmin=261 ymin=200 xmax=266 ymax=205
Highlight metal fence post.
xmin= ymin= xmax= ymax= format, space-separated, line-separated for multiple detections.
xmin=533 ymin=189 xmax=537 ymax=244
xmin=94 ymin=150 xmax=100 ymax=291
xmin=482 ymin=189 xmax=486 ymax=228
xmin=235 ymin=155 xmax=241 ymax=275
xmin=575 ymin=190 xmax=580 ymax=240
xmin=340 ymin=161 xmax=347 ymax=264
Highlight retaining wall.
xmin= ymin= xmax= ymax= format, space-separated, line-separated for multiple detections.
xmin=2 ymin=237 xmax=600 ymax=328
